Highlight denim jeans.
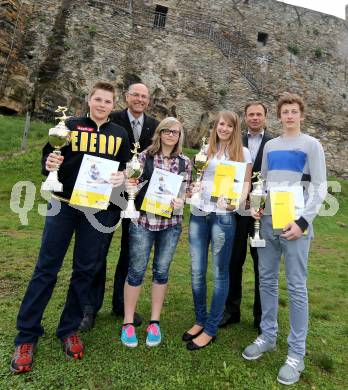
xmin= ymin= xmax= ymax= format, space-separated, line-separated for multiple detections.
xmin=258 ymin=216 xmax=312 ymax=357
xmin=126 ymin=223 xmax=182 ymax=287
xmin=15 ymin=199 xmax=119 ymax=344
xmin=189 ymin=212 xmax=237 ymax=336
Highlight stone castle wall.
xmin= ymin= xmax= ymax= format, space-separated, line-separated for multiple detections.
xmin=0 ymin=0 xmax=347 ymax=177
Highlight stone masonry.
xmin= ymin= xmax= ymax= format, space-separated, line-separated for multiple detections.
xmin=0 ymin=0 xmax=347 ymax=177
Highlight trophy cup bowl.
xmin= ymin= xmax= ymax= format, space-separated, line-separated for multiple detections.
xmin=249 ymin=175 xmax=266 ymax=247
xmin=121 ymin=156 xmax=143 ymax=219
xmin=41 ymin=122 xmax=71 ymax=192
xmin=187 ymin=138 xmax=208 ymax=205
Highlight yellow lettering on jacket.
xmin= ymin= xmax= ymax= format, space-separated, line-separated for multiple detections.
xmin=69 ymin=131 xmax=122 ymax=157
xmin=114 ymin=137 xmax=122 ymax=156
xmin=70 ymin=131 xmax=79 ymax=152
xmin=107 ymin=135 xmax=115 ymax=155
xmin=89 ymin=133 xmax=97 ymax=153
xmin=99 ymin=134 xmax=106 ymax=154
xmin=80 ymin=132 xmax=88 ymax=152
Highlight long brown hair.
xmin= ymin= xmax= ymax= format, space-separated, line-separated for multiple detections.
xmin=207 ymin=111 xmax=244 ymax=162
xmin=147 ymin=117 xmax=184 ymax=157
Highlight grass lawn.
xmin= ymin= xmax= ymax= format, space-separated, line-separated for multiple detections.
xmin=0 ymin=115 xmax=347 ymax=389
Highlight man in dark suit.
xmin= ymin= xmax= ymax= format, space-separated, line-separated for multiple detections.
xmin=79 ymin=83 xmax=159 ymax=331
xmin=219 ymin=101 xmax=272 ymax=331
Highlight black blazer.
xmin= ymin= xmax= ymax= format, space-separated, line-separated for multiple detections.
xmin=243 ymin=130 xmax=273 ymax=174
xmin=109 ymin=109 xmax=159 ymax=153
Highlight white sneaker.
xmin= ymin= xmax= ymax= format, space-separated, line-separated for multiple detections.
xmin=277 ymin=355 xmax=305 ymax=385
xmin=242 ymin=335 xmax=276 ymax=360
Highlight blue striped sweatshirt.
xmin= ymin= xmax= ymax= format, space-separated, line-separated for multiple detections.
xmin=261 ymin=132 xmax=327 ymax=231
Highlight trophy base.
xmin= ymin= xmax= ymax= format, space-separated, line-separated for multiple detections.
xmin=121 ymin=210 xmax=140 ymax=219
xmin=250 ymin=237 xmax=266 ymax=248
xmin=41 ymin=181 xmax=63 ymax=192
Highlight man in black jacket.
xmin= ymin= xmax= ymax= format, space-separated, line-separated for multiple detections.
xmin=80 ymin=83 xmax=159 ymax=330
xmin=219 ymin=101 xmax=272 ymax=331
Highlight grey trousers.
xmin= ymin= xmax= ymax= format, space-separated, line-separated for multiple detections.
xmin=258 ymin=216 xmax=312 ymax=357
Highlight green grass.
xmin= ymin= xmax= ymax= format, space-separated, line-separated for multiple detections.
xmin=0 ymin=115 xmax=347 ymax=389
xmin=0 ymin=114 xmax=50 ymax=156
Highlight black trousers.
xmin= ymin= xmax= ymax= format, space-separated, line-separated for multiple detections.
xmin=84 ymin=210 xmax=123 ymax=314
xmin=111 ymin=218 xmax=131 ymax=313
xmin=16 ymin=201 xmax=119 ymax=343
xmin=225 ymin=213 xmax=261 ymax=321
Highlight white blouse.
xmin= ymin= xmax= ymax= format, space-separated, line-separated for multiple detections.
xmin=196 ymin=147 xmax=251 ymax=213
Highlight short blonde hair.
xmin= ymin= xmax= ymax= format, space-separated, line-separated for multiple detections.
xmin=147 ymin=117 xmax=184 ymax=157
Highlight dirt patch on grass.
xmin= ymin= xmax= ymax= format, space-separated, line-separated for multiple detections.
xmin=0 ymin=277 xmax=19 ymax=297
xmin=311 ymin=243 xmax=341 ymax=255
xmin=0 ymin=229 xmax=32 ymax=238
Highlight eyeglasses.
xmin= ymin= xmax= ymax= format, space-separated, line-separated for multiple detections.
xmin=127 ymin=92 xmax=149 ymax=100
xmin=161 ymin=129 xmax=180 ymax=136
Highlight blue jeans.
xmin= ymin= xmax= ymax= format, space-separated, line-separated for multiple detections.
xmin=189 ymin=212 xmax=237 ymax=336
xmin=15 ymin=199 xmax=119 ymax=344
xmin=258 ymin=216 xmax=312 ymax=357
xmin=127 ymin=223 xmax=182 ymax=286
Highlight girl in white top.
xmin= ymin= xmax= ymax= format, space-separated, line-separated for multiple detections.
xmin=184 ymin=111 xmax=252 ymax=350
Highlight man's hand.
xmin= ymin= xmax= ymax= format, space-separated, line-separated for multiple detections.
xmin=125 ymin=178 xmax=139 ymax=192
xmin=110 ymin=171 xmax=126 ymax=188
xmin=45 ymin=153 xmax=64 ymax=171
xmin=280 ymin=221 xmax=303 ymax=240
xmin=171 ymin=197 xmax=184 ymax=210
xmin=250 ymin=207 xmax=264 ymax=220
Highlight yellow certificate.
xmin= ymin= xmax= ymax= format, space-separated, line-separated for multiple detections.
xmin=210 ymin=161 xmax=247 ymax=206
xmin=70 ymin=154 xmax=119 ymax=209
xmin=211 ymin=164 xmax=236 ymax=203
xmin=270 ymin=191 xmax=295 ymax=232
xmin=141 ymin=168 xmax=184 ymax=218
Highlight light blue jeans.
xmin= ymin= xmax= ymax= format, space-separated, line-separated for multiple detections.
xmin=258 ymin=216 xmax=312 ymax=357
xmin=127 ymin=223 xmax=182 ymax=286
xmin=189 ymin=212 xmax=237 ymax=336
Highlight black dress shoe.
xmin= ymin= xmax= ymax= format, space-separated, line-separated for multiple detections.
xmin=78 ymin=312 xmax=96 ymax=332
xmin=182 ymin=328 xmax=204 ymax=342
xmin=218 ymin=311 xmax=240 ymax=328
xmin=186 ymin=336 xmax=216 ymax=351
xmin=112 ymin=310 xmax=142 ymax=327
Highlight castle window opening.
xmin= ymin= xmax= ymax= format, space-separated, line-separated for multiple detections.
xmin=257 ymin=32 xmax=268 ymax=46
xmin=154 ymin=5 xmax=168 ymax=28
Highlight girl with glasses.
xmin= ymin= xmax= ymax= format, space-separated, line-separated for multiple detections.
xmin=120 ymin=117 xmax=192 ymax=347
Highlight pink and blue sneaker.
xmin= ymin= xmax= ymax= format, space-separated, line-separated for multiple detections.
xmin=146 ymin=323 xmax=161 ymax=347
xmin=120 ymin=324 xmax=138 ymax=348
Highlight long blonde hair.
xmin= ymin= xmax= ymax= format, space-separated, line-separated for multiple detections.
xmin=147 ymin=117 xmax=184 ymax=157
xmin=207 ymin=111 xmax=244 ymax=162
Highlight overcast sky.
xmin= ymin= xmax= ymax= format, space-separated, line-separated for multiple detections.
xmin=277 ymin=0 xmax=347 ymax=19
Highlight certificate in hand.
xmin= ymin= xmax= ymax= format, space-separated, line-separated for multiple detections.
xmin=141 ymin=168 xmax=184 ymax=218
xmin=210 ymin=161 xmax=247 ymax=206
xmin=69 ymin=154 xmax=119 ymax=209
xmin=270 ymin=186 xmax=305 ymax=234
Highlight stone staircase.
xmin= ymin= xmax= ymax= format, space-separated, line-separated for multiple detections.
xmin=91 ymin=0 xmax=271 ymax=95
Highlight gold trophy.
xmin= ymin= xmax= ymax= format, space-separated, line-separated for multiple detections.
xmin=249 ymin=172 xmax=266 ymax=247
xmin=41 ymin=106 xmax=71 ymax=192
xmin=188 ymin=136 xmax=208 ymax=204
xmin=121 ymin=142 xmax=143 ymax=219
